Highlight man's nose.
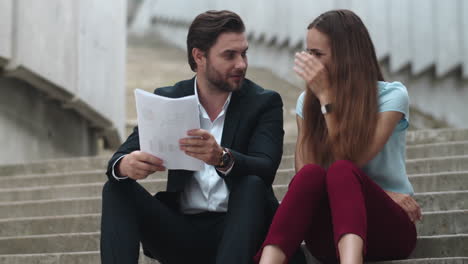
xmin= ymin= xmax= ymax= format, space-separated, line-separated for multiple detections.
xmin=235 ymin=55 xmax=247 ymax=70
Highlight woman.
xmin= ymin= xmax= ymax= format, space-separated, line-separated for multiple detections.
xmin=254 ymin=10 xmax=421 ymax=264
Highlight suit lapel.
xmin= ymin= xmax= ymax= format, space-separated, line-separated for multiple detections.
xmin=221 ymin=89 xmax=244 ymax=148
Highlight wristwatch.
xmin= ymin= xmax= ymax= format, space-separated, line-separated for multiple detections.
xmin=321 ymin=103 xmax=332 ymax=115
xmin=216 ymin=148 xmax=234 ymax=169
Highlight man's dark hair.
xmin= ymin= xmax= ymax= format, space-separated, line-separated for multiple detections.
xmin=187 ymin=10 xmax=245 ymax=71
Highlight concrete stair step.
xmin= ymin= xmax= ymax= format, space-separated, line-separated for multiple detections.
xmin=283 ymin=140 xmax=468 ymax=159
xmin=3 ymin=156 xmax=467 ymax=191
xmin=0 ymin=170 xmax=167 ymax=189
xmin=278 ymin=155 xmax=468 ymax=175
xmin=409 ymin=171 xmax=468 ymax=193
xmin=1 ymin=232 xmax=467 ymax=258
xmin=0 ymin=251 xmax=160 ymax=264
xmin=0 ymin=232 xmax=100 ymax=254
xmin=1 ymin=209 xmax=465 ymax=237
xmin=367 ymin=257 xmax=468 ymax=264
xmin=0 ymin=214 xmax=100 ymax=237
xmin=0 ymin=170 xmax=108 ymax=189
xmin=0 ymin=157 xmax=108 ymax=177
xmin=1 ymin=189 xmax=466 ymax=219
xmin=2 ymin=170 xmax=468 ymax=203
xmin=273 ymin=169 xmax=468 ymax=193
xmin=273 ymin=186 xmax=468 ymax=212
xmin=416 ymin=210 xmax=468 ymax=236
xmin=0 ymin=252 xmax=466 ymax=264
xmin=414 ymin=191 xmax=468 ymax=212
xmin=405 ymin=155 xmax=468 ymax=174
xmin=410 ymin=234 xmax=468 ymax=258
xmin=407 ymin=141 xmax=468 ymax=159
xmin=0 ymin=197 xmax=102 ymax=219
xmin=0 ymin=155 xmax=468 ymax=189
xmin=0 ymin=252 xmax=102 ymax=264
xmin=406 ymin=129 xmax=468 ymax=146
xmin=0 ymin=179 xmax=165 ymax=202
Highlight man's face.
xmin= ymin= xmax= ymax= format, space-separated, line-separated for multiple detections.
xmin=203 ymin=32 xmax=248 ymax=92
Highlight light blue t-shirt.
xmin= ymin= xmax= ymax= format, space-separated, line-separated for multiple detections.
xmin=296 ymin=81 xmax=414 ymax=195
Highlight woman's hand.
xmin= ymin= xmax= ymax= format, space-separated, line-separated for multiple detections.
xmin=385 ymin=190 xmax=422 ymax=222
xmin=293 ymin=51 xmax=331 ymax=103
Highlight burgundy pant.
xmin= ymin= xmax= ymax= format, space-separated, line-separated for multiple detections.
xmin=254 ymin=160 xmax=416 ymax=263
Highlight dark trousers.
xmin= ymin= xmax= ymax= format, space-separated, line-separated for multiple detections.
xmin=255 ymin=160 xmax=417 ymax=264
xmin=100 ymin=175 xmax=288 ymax=264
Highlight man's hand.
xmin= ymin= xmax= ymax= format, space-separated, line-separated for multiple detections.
xmin=118 ymin=151 xmax=166 ymax=180
xmin=385 ymin=190 xmax=422 ymax=222
xmin=179 ymin=129 xmax=223 ymax=166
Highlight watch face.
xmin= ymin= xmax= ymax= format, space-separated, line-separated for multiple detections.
xmin=222 ymin=152 xmax=231 ymax=164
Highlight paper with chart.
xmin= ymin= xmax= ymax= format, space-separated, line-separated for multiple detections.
xmin=135 ymin=89 xmax=203 ymax=171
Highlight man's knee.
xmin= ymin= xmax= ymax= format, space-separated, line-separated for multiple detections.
xmin=103 ymin=180 xmax=120 ymax=196
xmin=102 ymin=179 xmax=136 ymax=203
xmin=239 ymin=175 xmax=267 ymax=192
xmin=231 ymin=175 xmax=268 ymax=202
xmin=102 ymin=180 xmax=114 ymax=199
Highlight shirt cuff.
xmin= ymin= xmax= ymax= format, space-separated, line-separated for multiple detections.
xmin=112 ymin=155 xmax=129 ymax=181
xmin=216 ymin=161 xmax=234 ymax=176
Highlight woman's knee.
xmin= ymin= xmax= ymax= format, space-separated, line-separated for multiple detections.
xmin=328 ymin=160 xmax=357 ymax=173
xmin=289 ymin=164 xmax=327 ymax=193
xmin=326 ymin=160 xmax=360 ymax=185
xmin=293 ymin=164 xmax=326 ymax=184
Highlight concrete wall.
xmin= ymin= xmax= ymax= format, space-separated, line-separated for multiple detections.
xmin=76 ymin=0 xmax=127 ymax=147
xmin=129 ymin=0 xmax=468 ymax=128
xmin=0 ymin=77 xmax=96 ymax=164
xmin=0 ymin=0 xmax=127 ymax=163
xmin=0 ymin=0 xmax=13 ymax=68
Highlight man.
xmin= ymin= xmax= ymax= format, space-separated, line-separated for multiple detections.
xmin=101 ymin=10 xmax=296 ymax=264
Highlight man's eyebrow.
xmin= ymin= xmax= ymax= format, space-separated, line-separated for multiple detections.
xmin=221 ymin=47 xmax=249 ymax=54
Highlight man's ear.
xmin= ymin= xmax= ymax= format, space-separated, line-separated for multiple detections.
xmin=192 ymin=48 xmax=205 ymax=69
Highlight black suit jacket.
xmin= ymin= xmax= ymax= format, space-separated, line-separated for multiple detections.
xmin=106 ymin=77 xmax=284 ymax=212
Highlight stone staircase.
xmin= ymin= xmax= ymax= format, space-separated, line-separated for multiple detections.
xmin=0 ymin=128 xmax=467 ymax=263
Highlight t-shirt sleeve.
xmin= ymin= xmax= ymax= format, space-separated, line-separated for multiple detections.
xmin=379 ymin=82 xmax=410 ymax=130
xmin=296 ymin=91 xmax=306 ymax=119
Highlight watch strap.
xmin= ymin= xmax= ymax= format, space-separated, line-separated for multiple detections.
xmin=321 ymin=103 xmax=332 ymax=114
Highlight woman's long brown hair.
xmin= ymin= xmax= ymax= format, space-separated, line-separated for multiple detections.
xmin=300 ymin=10 xmax=384 ymax=167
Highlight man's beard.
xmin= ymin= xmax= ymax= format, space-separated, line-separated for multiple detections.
xmin=205 ymin=61 xmax=245 ymax=92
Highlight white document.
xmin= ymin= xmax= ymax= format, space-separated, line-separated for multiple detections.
xmin=134 ymin=89 xmax=203 ymax=171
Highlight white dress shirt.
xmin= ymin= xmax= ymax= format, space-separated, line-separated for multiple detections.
xmin=112 ymin=78 xmax=233 ymax=214
xmin=179 ymin=79 xmax=232 ymax=214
